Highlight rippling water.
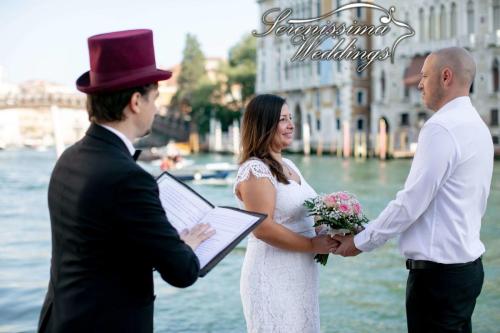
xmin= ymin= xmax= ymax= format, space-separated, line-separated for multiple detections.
xmin=0 ymin=149 xmax=499 ymax=333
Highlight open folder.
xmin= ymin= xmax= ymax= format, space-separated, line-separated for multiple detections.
xmin=156 ymin=172 xmax=266 ymax=277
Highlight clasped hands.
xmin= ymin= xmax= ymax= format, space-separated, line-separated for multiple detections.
xmin=310 ymin=233 xmax=360 ymax=257
xmin=330 ymin=234 xmax=362 ymax=257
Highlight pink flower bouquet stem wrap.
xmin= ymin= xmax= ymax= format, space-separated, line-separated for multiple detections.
xmin=304 ymin=191 xmax=368 ymax=265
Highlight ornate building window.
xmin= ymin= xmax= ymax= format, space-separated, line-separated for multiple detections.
xmin=381 ymin=71 xmax=386 ymax=99
xmin=400 ymin=113 xmax=410 ymax=126
xmin=357 ymin=118 xmax=364 ymax=131
xmin=356 ymin=89 xmax=366 ymax=106
xmin=494 ymin=0 xmax=500 ymax=31
xmin=356 ymin=0 xmax=363 ymax=19
xmin=440 ymin=5 xmax=446 ymax=39
xmin=493 ymin=58 xmax=500 ymax=92
xmin=491 ymin=109 xmax=499 ymax=126
xmin=356 ymin=58 xmax=363 ymax=77
xmin=419 ymin=8 xmax=425 ymax=42
xmin=450 ymin=3 xmax=457 ymax=37
xmin=276 ymin=57 xmax=281 ymax=83
xmin=429 ymin=7 xmax=435 ymax=40
xmin=467 ymin=0 xmax=475 ymax=35
xmin=417 ymin=112 xmax=428 ymax=127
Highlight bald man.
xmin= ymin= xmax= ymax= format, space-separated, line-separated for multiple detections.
xmin=333 ymin=47 xmax=494 ymax=332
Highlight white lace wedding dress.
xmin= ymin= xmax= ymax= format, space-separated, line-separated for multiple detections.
xmin=234 ymin=158 xmax=320 ymax=333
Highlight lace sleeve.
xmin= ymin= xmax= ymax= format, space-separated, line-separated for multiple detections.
xmin=233 ymin=159 xmax=277 ymax=194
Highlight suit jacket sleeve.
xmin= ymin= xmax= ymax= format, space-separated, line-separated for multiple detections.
xmin=114 ymin=168 xmax=200 ymax=287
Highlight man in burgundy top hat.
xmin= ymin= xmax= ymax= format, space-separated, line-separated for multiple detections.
xmin=38 ymin=29 xmax=214 ymax=333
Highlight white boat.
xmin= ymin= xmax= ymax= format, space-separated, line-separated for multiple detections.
xmin=204 ymin=162 xmax=238 ymax=172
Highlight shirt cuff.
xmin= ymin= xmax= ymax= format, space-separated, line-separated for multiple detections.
xmin=354 ymin=228 xmax=378 ymax=252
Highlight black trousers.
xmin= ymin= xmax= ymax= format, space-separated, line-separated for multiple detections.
xmin=406 ymin=258 xmax=484 ymax=333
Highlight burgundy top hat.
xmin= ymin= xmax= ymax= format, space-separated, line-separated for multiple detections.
xmin=76 ymin=29 xmax=171 ymax=94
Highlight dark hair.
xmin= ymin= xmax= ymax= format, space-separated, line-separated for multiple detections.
xmin=86 ymin=83 xmax=157 ymax=122
xmin=240 ymin=94 xmax=289 ymax=184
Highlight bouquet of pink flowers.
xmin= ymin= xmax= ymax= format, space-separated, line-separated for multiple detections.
xmin=304 ymin=191 xmax=369 ymax=265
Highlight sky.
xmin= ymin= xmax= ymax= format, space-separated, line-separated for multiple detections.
xmin=0 ymin=0 xmax=259 ymax=87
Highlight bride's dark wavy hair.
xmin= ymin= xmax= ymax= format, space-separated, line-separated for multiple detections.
xmin=239 ymin=94 xmax=289 ymax=185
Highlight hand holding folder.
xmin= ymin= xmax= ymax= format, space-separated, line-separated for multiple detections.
xmin=157 ymin=172 xmax=266 ymax=277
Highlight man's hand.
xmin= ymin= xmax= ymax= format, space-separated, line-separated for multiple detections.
xmin=179 ymin=223 xmax=216 ymax=251
xmin=331 ymin=234 xmax=362 ymax=257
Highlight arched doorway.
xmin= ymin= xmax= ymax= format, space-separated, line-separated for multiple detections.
xmin=294 ymin=104 xmax=302 ymax=140
xmin=378 ymin=117 xmax=390 ymax=159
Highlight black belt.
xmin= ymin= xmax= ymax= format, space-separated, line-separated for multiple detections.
xmin=406 ymin=257 xmax=481 ymax=270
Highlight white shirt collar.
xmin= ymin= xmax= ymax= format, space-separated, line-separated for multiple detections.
xmin=97 ymin=124 xmax=136 ymax=156
xmin=434 ymin=96 xmax=472 ymax=116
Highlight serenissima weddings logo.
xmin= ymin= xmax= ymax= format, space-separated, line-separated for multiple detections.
xmin=252 ymin=2 xmax=415 ymax=72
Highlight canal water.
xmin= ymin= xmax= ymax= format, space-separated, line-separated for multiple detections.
xmin=0 ymin=149 xmax=498 ymax=332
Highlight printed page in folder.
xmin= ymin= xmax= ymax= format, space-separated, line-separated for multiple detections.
xmin=156 ymin=172 xmax=266 ymax=276
xmin=157 ymin=172 xmax=213 ymax=231
xmin=195 ymin=207 xmax=260 ymax=269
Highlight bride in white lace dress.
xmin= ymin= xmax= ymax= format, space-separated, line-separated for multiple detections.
xmin=234 ymin=94 xmax=338 ymax=333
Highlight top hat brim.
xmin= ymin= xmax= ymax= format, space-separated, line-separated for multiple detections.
xmin=76 ymin=68 xmax=172 ymax=94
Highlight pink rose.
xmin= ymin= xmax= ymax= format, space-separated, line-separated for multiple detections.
xmin=339 ymin=204 xmax=349 ymax=214
xmin=338 ymin=192 xmax=350 ymax=201
xmin=353 ymin=203 xmax=361 ymax=215
xmin=323 ymin=195 xmax=337 ymax=208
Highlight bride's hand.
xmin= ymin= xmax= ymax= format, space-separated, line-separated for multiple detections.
xmin=315 ymin=225 xmax=327 ymax=235
xmin=310 ymin=235 xmax=340 ymax=254
xmin=179 ymin=223 xmax=216 ymax=251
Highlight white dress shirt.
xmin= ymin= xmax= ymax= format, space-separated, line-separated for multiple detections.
xmin=97 ymin=124 xmax=136 ymax=156
xmin=354 ymin=96 xmax=494 ymax=264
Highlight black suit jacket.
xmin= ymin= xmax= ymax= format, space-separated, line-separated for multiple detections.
xmin=38 ymin=124 xmax=200 ymax=333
